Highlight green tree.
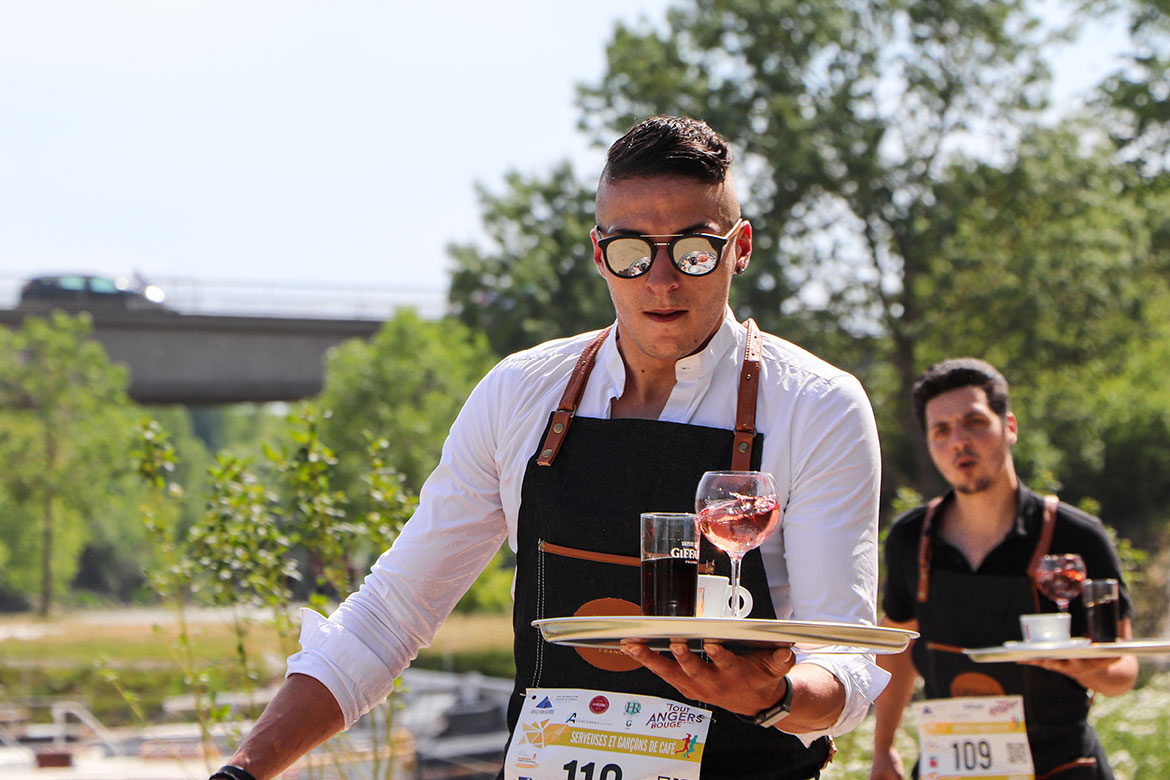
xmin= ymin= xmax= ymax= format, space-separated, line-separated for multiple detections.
xmin=318 ymin=309 xmax=495 ymax=494
xmin=1094 ymin=0 xmax=1170 ymax=169
xmin=0 ymin=313 xmax=138 ymax=614
xmin=882 ymin=124 xmax=1170 ymax=506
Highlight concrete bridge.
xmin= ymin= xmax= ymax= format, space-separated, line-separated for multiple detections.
xmin=0 ymin=308 xmax=384 ymax=404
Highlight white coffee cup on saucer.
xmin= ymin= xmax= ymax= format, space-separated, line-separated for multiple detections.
xmin=1019 ymin=612 xmax=1071 ymax=643
xmin=697 ymin=574 xmax=753 ymax=618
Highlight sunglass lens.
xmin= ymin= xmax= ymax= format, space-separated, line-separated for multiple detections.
xmin=606 ymin=238 xmax=654 ymax=278
xmin=672 ymin=237 xmax=720 ymax=275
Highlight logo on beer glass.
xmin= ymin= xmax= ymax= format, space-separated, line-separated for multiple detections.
xmin=670 ymin=542 xmax=699 ymax=560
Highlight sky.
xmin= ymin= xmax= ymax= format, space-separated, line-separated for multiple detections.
xmin=0 ymin=1 xmax=1131 ymax=314
xmin=0 ymin=0 xmax=673 ymax=311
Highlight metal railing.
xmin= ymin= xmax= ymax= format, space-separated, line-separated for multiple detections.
xmin=0 ymin=275 xmax=449 ymax=321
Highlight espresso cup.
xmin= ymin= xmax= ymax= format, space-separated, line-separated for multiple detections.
xmin=1019 ymin=612 xmax=1071 ymax=643
xmin=696 ymin=574 xmax=754 ymax=618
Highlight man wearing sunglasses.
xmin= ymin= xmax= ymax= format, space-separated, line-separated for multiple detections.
xmin=213 ymin=116 xmax=885 ymax=780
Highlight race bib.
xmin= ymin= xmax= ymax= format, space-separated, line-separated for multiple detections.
xmin=505 ymin=687 xmax=712 ymax=780
xmin=912 ymin=696 xmax=1033 ymax=780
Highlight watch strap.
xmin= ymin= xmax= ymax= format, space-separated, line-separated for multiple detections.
xmin=751 ymin=674 xmax=794 ymax=727
xmin=211 ymin=765 xmax=257 ymax=780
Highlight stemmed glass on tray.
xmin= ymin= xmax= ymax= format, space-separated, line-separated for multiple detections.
xmin=694 ymin=471 xmax=781 ymax=619
xmin=1034 ymin=553 xmax=1087 ymax=612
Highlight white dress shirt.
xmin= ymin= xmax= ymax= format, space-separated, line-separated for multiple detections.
xmin=287 ymin=309 xmax=889 ymax=739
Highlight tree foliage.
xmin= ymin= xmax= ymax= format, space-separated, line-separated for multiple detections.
xmin=1095 ymin=0 xmax=1170 ymax=170
xmin=0 ymin=313 xmax=143 ymax=613
xmin=318 ymin=309 xmax=496 ymax=493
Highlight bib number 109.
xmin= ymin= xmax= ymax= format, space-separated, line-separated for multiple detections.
xmin=563 ymin=760 xmax=622 ymax=780
xmin=949 ymin=739 xmax=993 ymax=772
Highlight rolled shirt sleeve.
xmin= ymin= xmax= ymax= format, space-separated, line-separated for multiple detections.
xmin=286 ymin=363 xmax=511 ymax=728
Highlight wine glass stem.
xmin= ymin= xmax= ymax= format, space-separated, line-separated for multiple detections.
xmin=730 ymin=554 xmax=745 ymax=619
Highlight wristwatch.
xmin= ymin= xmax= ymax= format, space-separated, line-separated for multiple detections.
xmin=751 ymin=674 xmax=794 ymax=728
xmin=210 ymin=765 xmax=257 ymax=780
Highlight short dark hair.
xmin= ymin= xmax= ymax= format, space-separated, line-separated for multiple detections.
xmin=601 ymin=115 xmax=733 ymax=183
xmin=912 ymin=358 xmax=1011 ymax=431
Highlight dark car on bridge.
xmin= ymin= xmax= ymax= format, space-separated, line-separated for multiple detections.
xmin=19 ymin=274 xmax=170 ymax=313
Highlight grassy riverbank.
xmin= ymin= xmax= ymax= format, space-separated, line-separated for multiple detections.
xmin=0 ymin=607 xmax=514 ymax=727
xmin=3 ymin=608 xmax=1170 ymax=779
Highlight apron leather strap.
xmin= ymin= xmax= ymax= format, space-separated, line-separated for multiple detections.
xmin=1026 ymin=494 xmax=1060 ymax=610
xmin=732 ymin=318 xmax=763 ymax=470
xmin=537 ymin=320 xmax=763 ymax=468
xmin=1036 ymin=757 xmax=1097 ymax=780
xmin=916 ymin=497 xmax=945 ymax=603
xmin=536 ymin=327 xmax=611 ymax=466
xmin=917 ymin=493 xmax=1059 ymax=608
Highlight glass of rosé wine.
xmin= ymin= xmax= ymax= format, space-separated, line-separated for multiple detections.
xmin=1034 ymin=553 xmax=1087 ymax=612
xmin=694 ymin=470 xmax=781 ymax=619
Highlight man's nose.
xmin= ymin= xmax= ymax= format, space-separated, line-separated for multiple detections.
xmin=948 ymin=428 xmax=973 ymax=450
xmin=644 ymin=244 xmax=680 ymax=288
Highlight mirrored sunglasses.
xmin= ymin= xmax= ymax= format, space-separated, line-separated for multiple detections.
xmin=596 ymin=219 xmax=744 ymax=279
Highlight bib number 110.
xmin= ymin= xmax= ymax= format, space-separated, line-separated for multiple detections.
xmin=563 ymin=760 xmax=622 ymax=780
xmin=950 ymin=739 xmax=992 ymax=771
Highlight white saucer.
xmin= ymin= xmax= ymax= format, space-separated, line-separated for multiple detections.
xmin=1002 ymin=638 xmax=1092 ymax=650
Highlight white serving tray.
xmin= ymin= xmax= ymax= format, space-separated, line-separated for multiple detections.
xmin=533 ymin=615 xmax=917 ymax=654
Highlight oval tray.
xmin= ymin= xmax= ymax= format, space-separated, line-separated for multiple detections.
xmin=965 ymin=638 xmax=1170 ymax=663
xmin=533 ymin=615 xmax=917 ymax=654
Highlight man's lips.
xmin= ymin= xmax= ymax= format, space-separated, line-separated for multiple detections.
xmin=644 ymin=309 xmax=686 ymax=322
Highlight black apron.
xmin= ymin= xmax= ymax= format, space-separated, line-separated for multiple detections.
xmin=500 ymin=322 xmax=832 ymax=780
xmin=912 ymin=496 xmax=1112 ymax=780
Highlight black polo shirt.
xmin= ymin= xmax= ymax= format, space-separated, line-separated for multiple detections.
xmin=883 ymin=484 xmax=1133 ymax=636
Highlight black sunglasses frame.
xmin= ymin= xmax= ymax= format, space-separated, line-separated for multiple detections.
xmin=595 ymin=219 xmax=745 ymax=279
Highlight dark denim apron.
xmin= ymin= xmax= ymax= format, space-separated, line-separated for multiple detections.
xmin=499 ymin=322 xmax=831 ymax=780
xmin=912 ymin=496 xmax=1111 ymax=780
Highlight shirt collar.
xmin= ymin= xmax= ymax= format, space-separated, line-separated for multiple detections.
xmin=929 ymin=484 xmax=1034 ymax=540
xmin=597 ymin=307 xmax=741 ymax=390
xmin=674 ymin=308 xmax=740 ymax=382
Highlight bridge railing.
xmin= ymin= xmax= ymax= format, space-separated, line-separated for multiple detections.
xmin=0 ymin=275 xmax=448 ymax=321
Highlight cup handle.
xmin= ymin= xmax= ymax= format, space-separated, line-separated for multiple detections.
xmin=733 ymin=586 xmax=753 ymax=615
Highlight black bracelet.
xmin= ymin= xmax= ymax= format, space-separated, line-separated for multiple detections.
xmin=731 ymin=674 xmax=794 ymax=728
xmin=210 ymin=765 xmax=257 ymax=780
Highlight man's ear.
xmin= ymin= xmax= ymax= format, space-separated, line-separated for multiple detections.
xmin=733 ymin=221 xmax=752 ymax=275
xmin=591 ymin=227 xmax=607 ymax=278
xmin=1005 ymin=412 xmax=1018 ymax=446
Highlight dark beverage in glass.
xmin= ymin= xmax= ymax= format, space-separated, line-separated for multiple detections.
xmin=641 ymin=555 xmax=698 ymax=616
xmin=1084 ymin=579 xmax=1120 ymax=643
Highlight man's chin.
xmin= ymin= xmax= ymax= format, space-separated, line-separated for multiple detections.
xmin=954 ymin=478 xmax=993 ymax=495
